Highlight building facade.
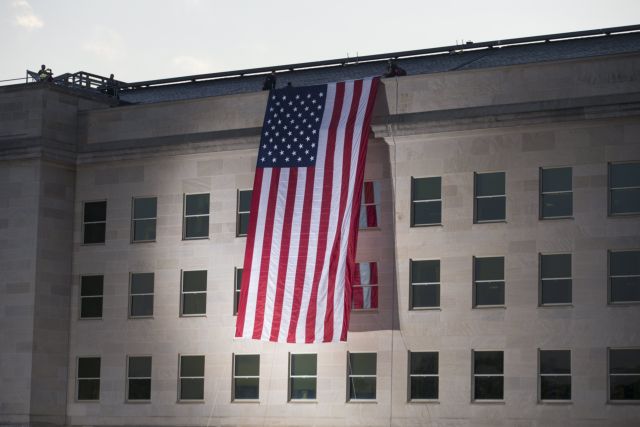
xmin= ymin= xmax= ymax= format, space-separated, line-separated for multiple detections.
xmin=1 ymin=28 xmax=640 ymax=426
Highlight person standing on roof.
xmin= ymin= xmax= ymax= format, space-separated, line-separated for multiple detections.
xmin=38 ymin=64 xmax=53 ymax=82
xmin=383 ymin=59 xmax=407 ymax=77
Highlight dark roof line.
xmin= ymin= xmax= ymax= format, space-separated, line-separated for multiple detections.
xmin=122 ymin=24 xmax=640 ymax=90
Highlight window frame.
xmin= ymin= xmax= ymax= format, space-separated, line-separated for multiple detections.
xmin=351 ymin=261 xmax=379 ymax=312
xmin=538 ymin=253 xmax=572 ymax=307
xmin=407 ymin=351 xmax=439 ymax=402
xmin=79 ymin=275 xmax=104 ymax=320
xmin=236 ymin=189 xmax=252 ymax=237
xmin=76 ymin=356 xmax=101 ymax=402
xmin=608 ymin=161 xmax=640 ymax=217
xmin=180 ymin=270 xmax=207 ymax=317
xmin=471 ymin=350 xmax=504 ymax=402
xmin=473 ymin=171 xmax=506 ymax=224
xmin=538 ymin=349 xmax=571 ymax=403
xmin=82 ymin=199 xmax=107 ymax=245
xmin=346 ymin=352 xmax=377 ymax=402
xmin=126 ymin=355 xmax=152 ymax=403
xmin=359 ymin=180 xmax=381 ymax=230
xmin=608 ymin=347 xmax=640 ymax=403
xmin=232 ymin=353 xmax=260 ymax=402
xmin=182 ymin=192 xmax=210 ymax=240
xmin=288 ymin=353 xmax=318 ymax=402
xmin=472 ymin=256 xmax=506 ymax=308
xmin=178 ymin=354 xmax=205 ymax=402
xmin=129 ymin=272 xmax=154 ymax=319
xmin=131 ymin=196 xmax=157 ymax=243
xmin=539 ymin=166 xmax=573 ymax=220
xmin=409 ymin=259 xmax=440 ymax=310
xmin=608 ymin=249 xmax=640 ymax=305
xmin=410 ymin=176 xmax=442 ymax=227
xmin=233 ymin=267 xmax=243 ymax=316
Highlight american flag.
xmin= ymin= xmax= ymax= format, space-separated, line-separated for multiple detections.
xmin=352 ymin=262 xmax=379 ymax=310
xmin=235 ymin=77 xmax=379 ymax=343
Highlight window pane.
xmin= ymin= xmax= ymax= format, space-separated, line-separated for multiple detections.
xmin=78 ymin=379 xmax=100 ymax=400
xmin=541 ymin=376 xmax=571 ymax=400
xmin=542 ymin=168 xmax=572 ymax=192
xmin=610 ymin=188 xmax=640 ymax=214
xmin=476 ymin=197 xmax=505 ymax=222
xmin=133 ymin=197 xmax=157 ymax=219
xmin=475 ymin=257 xmax=504 ymax=281
xmin=238 ymin=213 xmax=250 ymax=236
xmin=541 ymin=279 xmax=572 ymax=304
xmin=128 ymin=379 xmax=151 ymax=400
xmin=349 ymin=353 xmax=376 ymax=376
xmin=180 ymin=356 xmax=205 ymax=377
xmin=291 ymin=354 xmax=317 ymax=376
xmin=541 ymin=193 xmax=573 ymax=218
xmin=474 ymin=352 xmax=503 ymax=374
xmin=474 ymin=377 xmax=503 ymax=400
xmin=476 ymin=173 xmax=505 ymax=196
xmin=412 ymin=201 xmax=442 ymax=225
xmin=235 ymin=355 xmax=260 ymax=376
xmin=78 ymin=358 xmax=101 ymax=377
xmin=234 ymin=378 xmax=259 ymax=399
xmin=183 ymin=271 xmax=207 ymax=292
xmin=541 ymin=254 xmax=571 ymax=278
xmin=182 ymin=293 xmax=206 ymax=315
xmin=349 ymin=377 xmax=376 ymax=400
xmin=411 ymin=260 xmax=439 ymax=283
xmin=411 ymin=285 xmax=439 ymax=308
xmin=410 ymin=352 xmax=438 ymax=375
xmin=185 ymin=216 xmax=209 ymax=238
xmin=475 ymin=282 xmax=504 ymax=306
xmin=610 ymin=163 xmax=640 ymax=188
xmin=131 ymin=295 xmax=153 ymax=317
xmin=610 ymin=349 xmax=640 ymax=374
xmin=610 ymin=376 xmax=640 ymax=400
xmin=133 ymin=219 xmax=156 ymax=241
xmin=611 ymin=277 xmax=640 ymax=303
xmin=129 ymin=357 xmax=152 ymax=377
xmin=540 ymin=350 xmax=570 ymax=374
xmin=610 ymin=251 xmax=640 ymax=276
xmin=413 ymin=177 xmax=441 ymax=200
xmin=131 ymin=273 xmax=154 ymax=294
xmin=239 ymin=191 xmax=252 ymax=212
xmin=81 ymin=298 xmax=103 ymax=318
xmin=180 ymin=378 xmax=204 ymax=400
xmin=410 ymin=377 xmax=438 ymax=400
xmin=235 ymin=269 xmax=243 ymax=291
xmin=84 ymin=223 xmax=106 ymax=244
xmin=185 ymin=194 xmax=210 ymax=215
xmin=84 ymin=201 xmax=106 ymax=222
xmin=81 ymin=276 xmax=103 ymax=296
xmin=290 ymin=377 xmax=316 ymax=399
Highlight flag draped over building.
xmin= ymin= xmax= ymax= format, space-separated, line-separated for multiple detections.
xmin=235 ymin=77 xmax=379 ymax=343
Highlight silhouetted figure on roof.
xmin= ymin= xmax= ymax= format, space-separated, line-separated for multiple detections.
xmin=262 ymin=72 xmax=276 ymax=91
xmin=383 ymin=59 xmax=406 ymax=78
xmin=38 ymin=64 xmax=53 ymax=82
xmin=106 ymin=74 xmax=117 ymax=96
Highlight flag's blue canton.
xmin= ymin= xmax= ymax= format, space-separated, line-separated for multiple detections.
xmin=258 ymin=85 xmax=326 ymax=168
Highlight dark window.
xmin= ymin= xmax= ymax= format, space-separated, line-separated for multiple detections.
xmin=540 ymin=254 xmax=572 ymax=305
xmin=181 ymin=270 xmax=207 ymax=315
xmin=289 ymin=354 xmax=317 ymax=400
xmin=609 ymin=163 xmax=640 ymax=215
xmin=127 ymin=356 xmax=152 ymax=401
xmin=184 ymin=193 xmax=210 ymax=239
xmin=410 ymin=260 xmax=440 ymax=309
xmin=352 ymin=262 xmax=379 ymax=310
xmin=348 ymin=352 xmax=376 ymax=401
xmin=540 ymin=167 xmax=572 ymax=218
xmin=80 ymin=275 xmax=103 ymax=319
xmin=83 ymin=201 xmax=106 ymax=244
xmin=132 ymin=197 xmax=157 ymax=242
xmin=473 ymin=351 xmax=504 ymax=400
xmin=130 ymin=273 xmax=154 ymax=317
xmin=237 ymin=190 xmax=252 ymax=237
xmin=234 ymin=268 xmax=243 ymax=316
xmin=411 ymin=177 xmax=442 ymax=226
xmin=475 ymin=172 xmax=505 ymax=222
xmin=474 ymin=257 xmax=505 ymax=307
xmin=233 ymin=354 xmax=259 ymax=400
xmin=77 ymin=357 xmax=100 ymax=401
xmin=359 ymin=181 xmax=381 ymax=229
xmin=179 ymin=355 xmax=204 ymax=401
xmin=409 ymin=352 xmax=438 ymax=400
xmin=539 ymin=350 xmax=571 ymax=400
xmin=609 ymin=348 xmax=640 ymax=401
xmin=609 ymin=250 xmax=640 ymax=304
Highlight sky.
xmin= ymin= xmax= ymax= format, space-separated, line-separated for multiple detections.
xmin=1 ymin=0 xmax=639 ymax=83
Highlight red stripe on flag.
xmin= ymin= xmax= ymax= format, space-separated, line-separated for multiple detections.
xmin=364 ymin=181 xmax=375 ymax=204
